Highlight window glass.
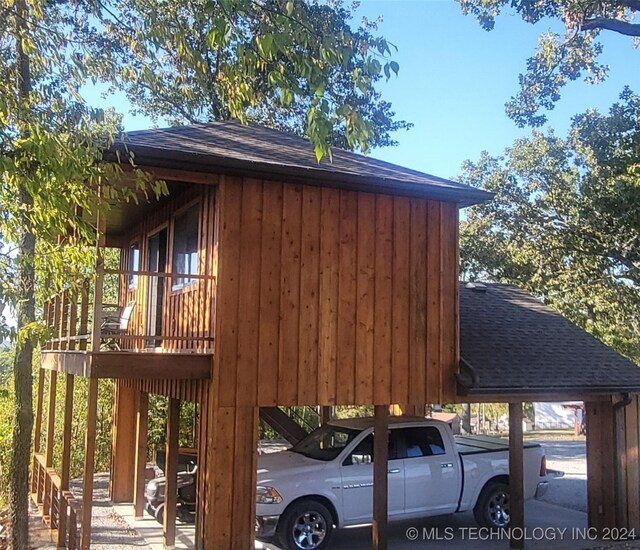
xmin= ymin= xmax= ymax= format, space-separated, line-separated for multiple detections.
xmin=343 ymin=430 xmax=401 ymax=466
xmin=172 ymin=204 xmax=199 ymax=289
xmin=402 ymin=427 xmax=446 ymax=457
xmin=290 ymin=425 xmax=360 ymax=462
xmin=129 ymin=243 xmax=140 ymax=288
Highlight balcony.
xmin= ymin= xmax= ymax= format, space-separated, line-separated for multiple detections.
xmin=40 ymin=269 xmax=215 ymax=381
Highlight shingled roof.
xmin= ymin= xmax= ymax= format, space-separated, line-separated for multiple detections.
xmin=459 ymin=282 xmax=640 ymax=397
xmin=109 ymin=121 xmax=491 ymax=206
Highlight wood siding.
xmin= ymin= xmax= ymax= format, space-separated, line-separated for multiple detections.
xmin=585 ymin=397 xmax=640 ymax=532
xmin=214 ymin=176 xmax=460 ymax=407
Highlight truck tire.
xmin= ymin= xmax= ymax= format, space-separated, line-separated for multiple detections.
xmin=276 ymin=499 xmax=334 ymax=550
xmin=473 ymin=481 xmax=510 ymax=528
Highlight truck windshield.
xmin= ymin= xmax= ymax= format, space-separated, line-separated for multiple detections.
xmin=291 ymin=425 xmax=361 ymax=461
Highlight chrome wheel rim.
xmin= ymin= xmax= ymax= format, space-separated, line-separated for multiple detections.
xmin=291 ymin=511 xmax=327 ymax=549
xmin=488 ymin=490 xmax=510 ymax=527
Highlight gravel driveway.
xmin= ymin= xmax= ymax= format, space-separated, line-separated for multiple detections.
xmin=536 ymin=440 xmax=588 ymax=512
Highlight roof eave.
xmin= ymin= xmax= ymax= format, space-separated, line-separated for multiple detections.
xmin=104 ymin=144 xmax=493 ymax=207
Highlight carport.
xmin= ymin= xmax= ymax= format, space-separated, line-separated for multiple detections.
xmin=456 ymin=282 xmax=640 ymax=548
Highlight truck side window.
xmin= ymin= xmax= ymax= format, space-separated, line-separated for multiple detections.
xmin=343 ymin=431 xmax=400 ymax=466
xmin=402 ymin=427 xmax=446 ymax=458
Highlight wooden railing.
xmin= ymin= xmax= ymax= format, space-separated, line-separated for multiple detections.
xmin=32 ymin=453 xmax=80 ymax=549
xmin=42 ymin=269 xmax=216 ymax=353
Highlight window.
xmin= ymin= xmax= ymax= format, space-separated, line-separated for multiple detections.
xmin=290 ymin=425 xmax=360 ymax=462
xmin=128 ymin=243 xmax=140 ymax=288
xmin=343 ymin=430 xmax=401 ymax=466
xmin=402 ymin=427 xmax=446 ymax=457
xmin=172 ymin=203 xmax=199 ymax=290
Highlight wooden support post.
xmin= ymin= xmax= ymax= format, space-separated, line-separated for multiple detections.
xmin=373 ymin=405 xmax=389 ymax=550
xmin=320 ymin=406 xmax=332 ymax=425
xmin=111 ymin=383 xmax=138 ymax=502
xmin=43 ymin=370 xmax=58 ymax=516
xmin=509 ymin=401 xmax=524 ymax=550
xmin=586 ymin=401 xmax=617 ymax=532
xmin=80 ymin=207 xmax=105 ymax=550
xmin=57 ymin=373 xmax=75 ymax=548
xmin=164 ymin=397 xmax=180 ymax=548
xmin=134 ymin=392 xmax=149 ymax=519
xmin=80 ymin=378 xmax=99 ymax=550
xmin=32 ymin=368 xmax=45 ymax=494
xmin=204 ymin=405 xmax=259 ymax=549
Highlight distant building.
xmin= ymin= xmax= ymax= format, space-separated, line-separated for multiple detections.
xmin=533 ymin=402 xmax=581 ymax=429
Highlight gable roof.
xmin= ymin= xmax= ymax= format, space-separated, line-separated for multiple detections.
xmin=108 ymin=121 xmax=491 ymax=206
xmin=458 ymin=282 xmax=640 ymax=397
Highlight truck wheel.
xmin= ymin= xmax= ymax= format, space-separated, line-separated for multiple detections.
xmin=474 ymin=481 xmax=510 ymax=528
xmin=277 ymin=499 xmax=334 ymax=550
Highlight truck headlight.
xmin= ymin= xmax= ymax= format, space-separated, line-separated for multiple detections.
xmin=256 ymin=486 xmax=282 ymax=504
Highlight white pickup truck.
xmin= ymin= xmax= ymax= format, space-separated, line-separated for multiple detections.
xmin=255 ymin=416 xmax=551 ymax=550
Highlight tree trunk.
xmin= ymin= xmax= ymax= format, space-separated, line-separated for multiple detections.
xmin=9 ymin=1 xmax=35 ymax=548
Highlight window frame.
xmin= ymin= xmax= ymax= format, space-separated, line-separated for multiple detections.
xmin=128 ymin=241 xmax=140 ymax=290
xmin=169 ymin=199 xmax=201 ymax=293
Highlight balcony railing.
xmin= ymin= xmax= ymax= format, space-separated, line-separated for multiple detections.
xmin=42 ymin=270 xmax=216 ymax=354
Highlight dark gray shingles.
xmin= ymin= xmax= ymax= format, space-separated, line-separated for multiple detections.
xmin=460 ymin=283 xmax=640 ymax=395
xmin=111 ymin=121 xmax=491 ymax=205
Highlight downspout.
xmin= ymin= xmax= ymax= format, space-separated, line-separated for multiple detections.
xmin=613 ymin=392 xmax=632 ymax=529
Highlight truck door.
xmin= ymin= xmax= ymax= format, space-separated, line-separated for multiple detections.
xmin=400 ymin=426 xmax=461 ymax=515
xmin=339 ymin=429 xmax=405 ymax=525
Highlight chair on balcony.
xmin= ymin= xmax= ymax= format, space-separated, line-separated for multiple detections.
xmin=100 ymin=300 xmax=136 ymax=350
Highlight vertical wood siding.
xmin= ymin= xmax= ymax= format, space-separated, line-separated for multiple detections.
xmin=214 ymin=176 xmax=460 ymax=407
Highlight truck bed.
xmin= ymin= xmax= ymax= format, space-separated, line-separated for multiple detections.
xmin=455 ymin=435 xmax=541 ymax=455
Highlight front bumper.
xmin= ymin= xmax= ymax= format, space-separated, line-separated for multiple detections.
xmin=535 ymin=481 xmax=549 ymax=499
xmin=256 ymin=515 xmax=280 ymax=539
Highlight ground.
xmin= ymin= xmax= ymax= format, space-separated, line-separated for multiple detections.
xmin=26 ymin=433 xmax=640 ymax=550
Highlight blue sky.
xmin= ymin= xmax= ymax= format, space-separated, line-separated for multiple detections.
xmin=85 ymin=0 xmax=640 ymax=181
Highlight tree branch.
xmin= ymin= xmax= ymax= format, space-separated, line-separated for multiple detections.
xmin=618 ymin=0 xmax=640 ymax=12
xmin=581 ymin=17 xmax=640 ymax=36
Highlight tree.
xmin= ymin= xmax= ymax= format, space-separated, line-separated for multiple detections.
xmin=456 ymin=0 xmax=639 ymax=127
xmin=88 ymin=0 xmax=408 ymax=158
xmin=460 ymin=88 xmax=640 ymax=363
xmin=1 ymin=1 xmax=404 ymax=546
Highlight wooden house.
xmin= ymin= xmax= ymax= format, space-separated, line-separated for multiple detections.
xmin=31 ymin=122 xmax=640 ymax=550
xmin=31 ymin=121 xmax=488 ymax=549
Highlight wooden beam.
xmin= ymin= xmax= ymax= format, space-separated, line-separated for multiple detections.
xmin=134 ymin=392 xmax=149 ymax=519
xmin=119 ymin=164 xmax=220 ymax=186
xmin=92 ymin=352 xmax=212 ymax=379
xmin=373 ymin=405 xmax=389 ymax=550
xmin=41 ymin=351 xmax=92 ymax=377
xmin=509 ymin=402 xmax=524 ymax=550
xmin=80 ymin=377 xmax=99 ymax=550
xmin=454 ymin=392 xmax=612 ymax=404
xmin=57 ymin=373 xmax=75 ymax=548
xmin=111 ymin=383 xmax=138 ymax=502
xmin=163 ymin=397 xmax=180 ymax=548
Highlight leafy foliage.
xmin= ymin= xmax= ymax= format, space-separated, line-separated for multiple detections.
xmin=456 ymin=0 xmax=639 ymax=126
xmin=50 ymin=0 xmax=408 ymax=159
xmin=460 ymin=89 xmax=640 ymax=363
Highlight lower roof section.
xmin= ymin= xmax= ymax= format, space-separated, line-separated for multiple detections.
xmin=41 ymin=350 xmax=212 ymax=380
xmin=458 ymin=282 xmax=640 ymax=399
